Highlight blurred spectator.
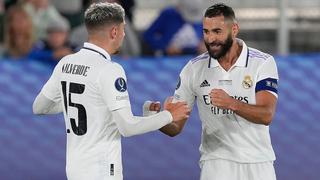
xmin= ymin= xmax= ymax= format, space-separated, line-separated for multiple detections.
xmin=143 ymin=0 xmax=206 ymax=56
xmin=22 ymin=0 xmax=64 ymax=41
xmin=50 ymin=0 xmax=83 ymax=28
xmin=70 ymin=0 xmax=141 ymax=57
xmin=3 ymin=5 xmax=34 ymax=59
xmin=29 ymin=16 xmax=75 ymax=66
xmin=118 ymin=0 xmax=135 ymax=23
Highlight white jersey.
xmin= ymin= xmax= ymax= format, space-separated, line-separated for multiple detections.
xmin=40 ymin=42 xmax=130 ymax=180
xmin=174 ymin=39 xmax=279 ymax=163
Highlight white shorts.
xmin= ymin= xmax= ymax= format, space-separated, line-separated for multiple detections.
xmin=200 ymin=159 xmax=276 ymax=180
xmin=66 ymin=160 xmax=123 ymax=180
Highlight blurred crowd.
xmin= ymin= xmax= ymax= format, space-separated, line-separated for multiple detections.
xmin=0 ymin=0 xmax=205 ymax=66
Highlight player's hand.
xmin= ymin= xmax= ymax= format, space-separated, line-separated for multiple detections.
xmin=209 ymin=89 xmax=235 ymax=110
xmin=142 ymin=101 xmax=161 ymax=116
xmin=164 ymin=97 xmax=191 ymax=122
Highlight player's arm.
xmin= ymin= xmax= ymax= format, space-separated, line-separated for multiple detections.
xmin=33 ymin=63 xmax=62 ymax=115
xmin=159 ymin=118 xmax=188 ymax=137
xmin=112 ymin=100 xmax=190 ymax=137
xmin=210 ymin=89 xmax=277 ymax=125
xmin=33 ymin=93 xmax=62 ymax=114
xmin=146 ymin=61 xmax=195 ymax=137
xmin=159 ymin=97 xmax=189 ymax=137
xmin=210 ymin=56 xmax=279 ymax=125
xmin=143 ymin=98 xmax=189 ymax=137
xmin=99 ymin=63 xmax=190 ymax=137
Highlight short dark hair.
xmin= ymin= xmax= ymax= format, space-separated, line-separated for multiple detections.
xmin=84 ymin=2 xmax=125 ymax=31
xmin=204 ymin=3 xmax=236 ymax=22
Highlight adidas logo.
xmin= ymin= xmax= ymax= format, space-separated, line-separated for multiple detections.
xmin=200 ymin=80 xmax=210 ymax=87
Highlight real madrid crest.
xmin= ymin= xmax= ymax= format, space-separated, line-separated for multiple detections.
xmin=242 ymin=75 xmax=253 ymax=89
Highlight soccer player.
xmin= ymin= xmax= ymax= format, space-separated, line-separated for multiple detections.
xmin=32 ymin=2 xmax=190 ymax=180
xmin=146 ymin=3 xmax=279 ymax=180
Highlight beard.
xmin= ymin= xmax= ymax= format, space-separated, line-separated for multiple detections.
xmin=205 ymin=33 xmax=233 ymax=59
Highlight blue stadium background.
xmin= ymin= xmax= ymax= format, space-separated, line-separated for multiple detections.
xmin=0 ymin=54 xmax=320 ymax=180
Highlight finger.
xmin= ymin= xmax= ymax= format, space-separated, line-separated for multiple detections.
xmin=211 ymin=88 xmax=219 ymax=93
xmin=164 ymin=96 xmax=174 ymax=104
xmin=149 ymin=103 xmax=156 ymax=111
xmin=143 ymin=100 xmax=152 ymax=110
xmin=154 ymin=103 xmax=161 ymax=112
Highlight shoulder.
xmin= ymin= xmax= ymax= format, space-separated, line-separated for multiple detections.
xmin=58 ymin=53 xmax=75 ymax=64
xmin=180 ymin=52 xmax=210 ymax=74
xmin=247 ymin=47 xmax=277 ymax=73
xmin=189 ymin=52 xmax=210 ymax=66
xmin=248 ymin=47 xmax=273 ymax=61
xmin=99 ymin=61 xmax=126 ymax=78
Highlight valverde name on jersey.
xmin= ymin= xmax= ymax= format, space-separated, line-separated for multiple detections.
xmin=62 ymin=63 xmax=91 ymax=77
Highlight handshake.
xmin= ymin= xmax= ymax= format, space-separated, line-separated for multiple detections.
xmin=143 ymin=97 xmax=191 ymax=123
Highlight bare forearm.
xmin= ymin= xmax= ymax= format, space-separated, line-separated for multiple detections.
xmin=160 ymin=123 xmax=180 ymax=137
xmin=211 ymin=90 xmax=277 ymax=126
xmin=230 ymin=101 xmax=275 ymax=125
xmin=159 ymin=120 xmax=187 ymax=137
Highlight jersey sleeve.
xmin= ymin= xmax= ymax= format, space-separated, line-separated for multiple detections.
xmin=40 ymin=63 xmax=61 ymax=102
xmin=98 ymin=63 xmax=131 ymax=111
xmin=255 ymin=56 xmax=279 ymax=98
xmin=173 ymin=61 xmax=196 ymax=107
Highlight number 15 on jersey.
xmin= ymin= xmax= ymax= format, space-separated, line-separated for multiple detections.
xmin=61 ymin=81 xmax=87 ymax=136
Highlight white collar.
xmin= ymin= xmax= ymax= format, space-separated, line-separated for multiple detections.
xmin=209 ymin=39 xmax=248 ymax=68
xmin=83 ymin=42 xmax=112 ymax=61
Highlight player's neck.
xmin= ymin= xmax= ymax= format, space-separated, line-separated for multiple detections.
xmin=218 ymin=41 xmax=241 ymax=71
xmin=88 ymin=37 xmax=114 ymax=55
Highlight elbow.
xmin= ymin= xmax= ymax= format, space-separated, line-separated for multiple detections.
xmin=121 ymin=133 xmax=132 ymax=138
xmin=166 ymin=132 xmax=179 ymax=137
xmin=262 ymin=119 xmax=272 ymax=126
xmin=160 ymin=126 xmax=182 ymax=137
xmin=261 ymin=112 xmax=274 ymax=126
xmin=32 ymin=103 xmax=43 ymax=115
xmin=119 ymin=130 xmax=133 ymax=137
xmin=167 ymin=129 xmax=182 ymax=137
xmin=118 ymin=127 xmax=135 ymax=137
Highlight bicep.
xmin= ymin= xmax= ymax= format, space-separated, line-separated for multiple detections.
xmin=41 ymin=65 xmax=61 ymax=102
xmin=256 ymin=91 xmax=277 ymax=113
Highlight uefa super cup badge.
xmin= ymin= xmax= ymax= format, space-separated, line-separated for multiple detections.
xmin=242 ymin=75 xmax=253 ymax=89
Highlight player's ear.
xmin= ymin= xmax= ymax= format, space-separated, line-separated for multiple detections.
xmin=110 ymin=26 xmax=118 ymax=40
xmin=232 ymin=23 xmax=239 ymax=38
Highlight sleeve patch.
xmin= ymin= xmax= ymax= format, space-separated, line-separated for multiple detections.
xmin=115 ymin=78 xmax=127 ymax=92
